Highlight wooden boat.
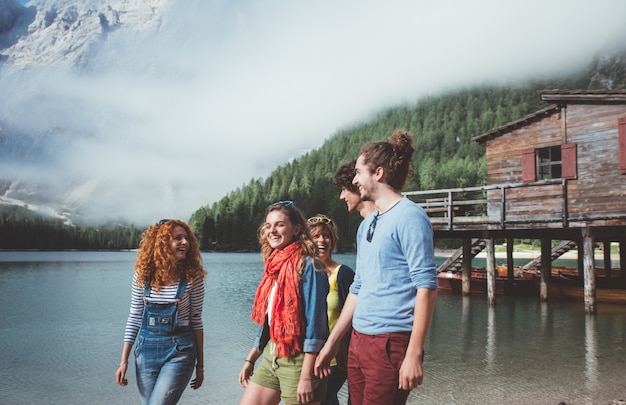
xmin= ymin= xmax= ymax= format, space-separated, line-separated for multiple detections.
xmin=519 ymin=266 xmax=626 ymax=304
xmin=515 ymin=266 xmax=622 ymax=279
xmin=437 ymin=269 xmax=536 ymax=296
xmin=545 ymin=275 xmax=626 ymax=304
xmin=439 ymin=265 xmax=626 ymax=304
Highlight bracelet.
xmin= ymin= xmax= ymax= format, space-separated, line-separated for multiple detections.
xmin=244 ymin=359 xmax=255 ymax=365
xmin=196 ymin=365 xmax=204 ymax=368
xmin=118 ymin=363 xmax=127 ymax=368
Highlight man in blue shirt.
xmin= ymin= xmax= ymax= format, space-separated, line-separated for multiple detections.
xmin=315 ymin=130 xmax=438 ymax=405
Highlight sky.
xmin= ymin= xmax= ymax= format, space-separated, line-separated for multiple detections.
xmin=2 ymin=0 xmax=626 ymax=225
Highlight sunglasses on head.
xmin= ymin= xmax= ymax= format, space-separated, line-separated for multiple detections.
xmin=307 ymin=216 xmax=333 ymax=225
xmin=267 ymin=200 xmax=303 ymax=225
xmin=268 ymin=200 xmax=294 ymax=209
xmin=157 ymin=219 xmax=171 ymax=227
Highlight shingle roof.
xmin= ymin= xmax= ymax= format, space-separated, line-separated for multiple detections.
xmin=472 ymin=89 xmax=626 ymax=144
xmin=540 ymin=89 xmax=626 ymax=102
xmin=471 ymin=104 xmax=561 ymax=144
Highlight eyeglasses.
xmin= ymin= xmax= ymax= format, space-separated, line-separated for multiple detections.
xmin=307 ymin=216 xmax=333 ymax=225
xmin=366 ymin=214 xmax=378 ymax=242
xmin=157 ymin=219 xmax=171 ymax=227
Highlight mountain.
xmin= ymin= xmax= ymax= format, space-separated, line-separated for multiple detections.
xmin=0 ymin=0 xmax=164 ymax=68
xmin=1 ymin=0 xmax=626 ymax=227
xmin=0 ymin=0 xmax=167 ymax=224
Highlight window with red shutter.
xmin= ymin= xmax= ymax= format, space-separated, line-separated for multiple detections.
xmin=522 ymin=149 xmax=536 ymax=182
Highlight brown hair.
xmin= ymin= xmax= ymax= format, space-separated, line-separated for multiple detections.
xmin=258 ymin=202 xmax=320 ymax=271
xmin=359 ymin=129 xmax=414 ymax=191
xmin=134 ymin=219 xmax=206 ymax=290
xmin=333 ymin=160 xmax=359 ymax=193
xmin=306 ymin=214 xmax=339 ymax=253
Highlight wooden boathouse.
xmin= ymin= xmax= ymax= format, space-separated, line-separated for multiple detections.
xmin=404 ymin=89 xmax=626 ymax=314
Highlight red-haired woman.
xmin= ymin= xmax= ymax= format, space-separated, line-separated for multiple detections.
xmin=116 ymin=219 xmax=206 ymax=405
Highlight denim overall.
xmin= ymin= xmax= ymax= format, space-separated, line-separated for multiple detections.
xmin=134 ymin=278 xmax=196 ymax=405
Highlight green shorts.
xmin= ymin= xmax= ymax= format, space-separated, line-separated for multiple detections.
xmin=251 ymin=343 xmax=327 ymax=404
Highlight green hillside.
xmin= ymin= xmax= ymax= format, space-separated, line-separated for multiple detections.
xmin=189 ymin=74 xmax=593 ymax=252
xmin=4 ymin=50 xmax=625 ymax=250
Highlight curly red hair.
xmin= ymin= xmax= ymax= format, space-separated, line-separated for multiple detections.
xmin=134 ymin=219 xmax=206 ymax=290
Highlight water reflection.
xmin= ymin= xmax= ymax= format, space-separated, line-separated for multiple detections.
xmin=584 ymin=314 xmax=598 ymax=390
xmin=485 ymin=305 xmax=495 ymax=372
xmin=2 ymin=252 xmax=626 ymax=405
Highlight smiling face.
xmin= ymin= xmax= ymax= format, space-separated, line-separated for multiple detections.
xmin=339 ymin=187 xmax=362 ymax=213
xmin=353 ymin=154 xmax=377 ymax=202
xmin=264 ymin=210 xmax=301 ymax=250
xmin=170 ymin=225 xmax=189 ymax=262
xmin=309 ymin=227 xmax=333 ymax=261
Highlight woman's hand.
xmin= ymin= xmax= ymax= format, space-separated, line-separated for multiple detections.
xmin=115 ymin=363 xmax=128 ymax=386
xmin=296 ymin=377 xmax=314 ymax=404
xmin=116 ymin=344 xmax=132 ymax=387
xmin=238 ymin=361 xmax=255 ymax=388
xmin=190 ymin=366 xmax=204 ymax=389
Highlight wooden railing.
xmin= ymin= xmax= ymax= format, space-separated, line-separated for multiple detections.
xmin=403 ymin=179 xmax=566 ymax=230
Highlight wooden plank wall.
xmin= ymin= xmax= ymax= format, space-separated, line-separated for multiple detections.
xmin=485 ymin=113 xmax=562 ymax=185
xmin=483 ymin=104 xmax=626 ymax=226
xmin=485 ymin=113 xmax=562 ymax=221
xmin=564 ymin=104 xmax=626 ymax=217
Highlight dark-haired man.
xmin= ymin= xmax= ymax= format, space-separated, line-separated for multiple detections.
xmin=333 ymin=159 xmax=376 ymax=218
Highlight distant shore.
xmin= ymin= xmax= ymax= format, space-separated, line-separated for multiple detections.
xmin=435 ymin=247 xmax=620 ymax=261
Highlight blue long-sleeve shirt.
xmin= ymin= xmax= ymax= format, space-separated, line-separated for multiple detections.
xmin=350 ymin=197 xmax=438 ymax=335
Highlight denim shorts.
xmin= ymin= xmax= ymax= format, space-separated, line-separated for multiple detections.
xmin=251 ymin=343 xmax=327 ymax=404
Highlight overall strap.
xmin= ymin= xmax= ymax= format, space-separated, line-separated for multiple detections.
xmin=143 ymin=281 xmax=152 ymax=299
xmin=175 ymin=277 xmax=188 ymax=300
xmin=142 ymin=277 xmax=187 ymax=301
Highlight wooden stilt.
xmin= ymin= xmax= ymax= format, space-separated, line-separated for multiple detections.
xmin=619 ymin=239 xmax=626 ymax=280
xmin=603 ymin=240 xmax=612 ymax=278
xmin=577 ymin=238 xmax=584 ymax=280
xmin=583 ymin=228 xmax=597 ymax=315
xmin=486 ymin=238 xmax=496 ymax=305
xmin=506 ymin=237 xmax=514 ymax=281
xmin=540 ymin=238 xmax=551 ymax=301
xmin=462 ymin=238 xmax=471 ymax=296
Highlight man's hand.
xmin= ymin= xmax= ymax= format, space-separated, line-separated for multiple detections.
xmin=398 ymin=354 xmax=424 ymax=391
xmin=313 ymin=341 xmax=338 ymax=378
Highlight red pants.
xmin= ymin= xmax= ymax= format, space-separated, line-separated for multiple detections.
xmin=347 ymin=330 xmax=411 ymax=405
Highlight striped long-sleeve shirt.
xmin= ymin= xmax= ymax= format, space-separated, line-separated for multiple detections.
xmin=123 ymin=272 xmax=205 ymax=344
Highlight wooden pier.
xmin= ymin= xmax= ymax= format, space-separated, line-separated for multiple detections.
xmin=404 ymin=90 xmax=626 ymax=314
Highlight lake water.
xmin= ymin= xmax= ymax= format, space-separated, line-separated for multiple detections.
xmin=0 ymin=251 xmax=625 ymax=405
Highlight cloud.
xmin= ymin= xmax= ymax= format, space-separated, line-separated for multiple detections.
xmin=2 ymin=0 xmax=626 ymax=225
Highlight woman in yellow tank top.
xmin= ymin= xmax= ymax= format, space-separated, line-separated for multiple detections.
xmin=307 ymin=214 xmax=354 ymax=405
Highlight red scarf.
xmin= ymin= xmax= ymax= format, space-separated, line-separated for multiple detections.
xmin=251 ymin=242 xmax=304 ymax=357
